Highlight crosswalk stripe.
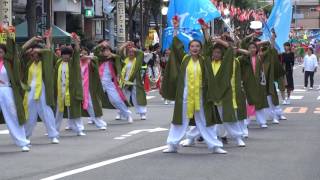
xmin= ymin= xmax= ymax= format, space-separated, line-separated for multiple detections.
xmin=290 ymin=96 xmax=304 ymax=100
xmin=0 ymin=130 xmax=9 ymax=135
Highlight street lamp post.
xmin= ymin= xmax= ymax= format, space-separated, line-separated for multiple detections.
xmin=160 ymin=0 xmax=169 ymax=48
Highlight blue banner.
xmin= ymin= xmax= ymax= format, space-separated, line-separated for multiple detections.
xmin=162 ymin=0 xmax=221 ymax=51
xmin=260 ymin=0 xmax=293 ymax=52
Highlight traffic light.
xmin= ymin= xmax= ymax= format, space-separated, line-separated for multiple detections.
xmin=84 ymin=0 xmax=94 ymax=18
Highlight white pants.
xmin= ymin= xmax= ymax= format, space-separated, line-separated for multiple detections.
xmin=86 ymin=94 xmax=106 ymax=128
xmin=239 ymin=119 xmax=249 ymax=137
xmin=256 ymin=108 xmax=267 ymax=125
xmin=124 ymin=86 xmax=147 ymax=115
xmin=25 ymin=86 xmax=59 ymax=139
xmin=0 ymin=87 xmax=30 ymax=147
xmin=55 ymin=107 xmax=84 ymax=134
xmin=166 ymin=102 xmax=223 ymax=150
xmin=267 ymin=95 xmax=283 ymax=120
xmin=102 ymin=81 xmax=132 ymax=118
xmin=216 ymin=106 xmax=243 ymax=139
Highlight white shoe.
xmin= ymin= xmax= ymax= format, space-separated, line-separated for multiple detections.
xmin=128 ymin=116 xmax=133 ymax=123
xmin=77 ymin=132 xmax=86 ymax=136
xmin=279 ymin=115 xmax=287 ymax=120
xmin=115 ymin=114 xmax=121 ymax=120
xmin=164 ymin=100 xmax=169 ymax=105
xmin=304 ymin=87 xmax=307 ymax=89
xmin=65 ymin=126 xmax=72 ymax=131
xmin=272 ymin=119 xmax=280 ymax=124
xmin=87 ymin=120 xmax=94 ymax=124
xmin=162 ymin=145 xmax=177 ymax=153
xmin=236 ymin=138 xmax=246 ymax=147
xmin=141 ymin=114 xmax=147 ymax=120
xmin=261 ymin=124 xmax=268 ymax=128
xmin=99 ymin=126 xmax=107 ymax=130
xmin=21 ymin=146 xmax=30 ymax=152
xmin=213 ymin=147 xmax=227 ymax=154
xmin=51 ymin=137 xmax=60 ymax=144
xmin=243 ymin=134 xmax=249 ymax=139
xmin=309 ymin=87 xmax=313 ymax=90
xmin=180 ymin=139 xmax=195 ymax=147
xmin=282 ymin=100 xmax=287 ymax=105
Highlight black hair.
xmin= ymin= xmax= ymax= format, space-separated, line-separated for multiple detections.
xmin=61 ymin=47 xmax=74 ymax=56
xmin=284 ymin=42 xmax=291 ymax=47
xmin=101 ymin=46 xmax=112 ymax=52
xmin=212 ymin=43 xmax=225 ymax=51
xmin=188 ymin=40 xmax=202 ymax=49
xmin=98 ymin=39 xmax=107 ymax=44
xmin=248 ymin=42 xmax=259 ymax=55
xmin=0 ymin=44 xmax=7 ymax=53
xmin=81 ymin=47 xmax=90 ymax=54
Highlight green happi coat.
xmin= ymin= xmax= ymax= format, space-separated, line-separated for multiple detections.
xmin=234 ymin=59 xmax=248 ymax=120
xmin=262 ymin=47 xmax=286 ymax=106
xmin=54 ymin=50 xmax=83 ymax=119
xmin=81 ymin=57 xmax=103 ymax=117
xmin=163 ymin=37 xmax=221 ymax=126
xmin=204 ymin=41 xmax=246 ymax=123
xmin=0 ymin=37 xmax=27 ymax=125
xmin=121 ymin=50 xmax=147 ymax=106
xmin=239 ymin=54 xmax=268 ymax=110
xmin=21 ymin=49 xmax=56 ymax=107
xmin=161 ymin=38 xmax=185 ymax=101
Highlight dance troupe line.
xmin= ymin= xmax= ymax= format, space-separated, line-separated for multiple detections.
xmin=0 ymin=17 xmax=288 ymax=154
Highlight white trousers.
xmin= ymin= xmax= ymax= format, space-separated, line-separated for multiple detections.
xmin=102 ymin=81 xmax=132 ymax=118
xmin=186 ymin=106 xmax=244 ymax=140
xmin=267 ymin=95 xmax=283 ymax=120
xmin=25 ymin=86 xmax=59 ymax=139
xmin=256 ymin=109 xmax=267 ymax=125
xmin=239 ymin=119 xmax=249 ymax=137
xmin=166 ymin=102 xmax=223 ymax=150
xmin=0 ymin=87 xmax=30 ymax=147
xmin=124 ymin=86 xmax=147 ymax=115
xmin=55 ymin=106 xmax=84 ymax=133
xmin=86 ymin=94 xmax=107 ymax=128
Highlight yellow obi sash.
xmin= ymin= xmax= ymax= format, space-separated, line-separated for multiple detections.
xmin=23 ymin=61 xmax=42 ymax=119
xmin=57 ymin=62 xmax=70 ymax=112
xmin=231 ymin=60 xmax=238 ymax=109
xmin=186 ymin=58 xmax=202 ymax=119
xmin=120 ymin=57 xmax=136 ymax=87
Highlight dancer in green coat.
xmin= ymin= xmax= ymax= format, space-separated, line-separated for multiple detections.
xmin=162 ymin=18 xmax=226 ymax=154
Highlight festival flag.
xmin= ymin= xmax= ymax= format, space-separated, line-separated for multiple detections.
xmin=260 ymin=0 xmax=293 ymax=52
xmin=162 ymin=0 xmax=221 ymax=51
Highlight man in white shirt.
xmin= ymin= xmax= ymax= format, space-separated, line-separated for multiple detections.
xmin=303 ymin=48 xmax=318 ymax=90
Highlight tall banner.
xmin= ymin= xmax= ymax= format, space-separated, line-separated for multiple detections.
xmin=260 ymin=0 xmax=293 ymax=52
xmin=116 ymin=0 xmax=126 ymax=46
xmin=162 ymin=0 xmax=221 ymax=51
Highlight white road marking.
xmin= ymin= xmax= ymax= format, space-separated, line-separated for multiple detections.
xmin=41 ymin=145 xmax=168 ymax=180
xmin=0 ymin=130 xmax=9 ymax=135
xmin=293 ymin=89 xmax=306 ymax=93
xmin=290 ymin=96 xmax=304 ymax=100
xmin=147 ymin=96 xmax=155 ymax=100
xmin=113 ymin=127 xmax=168 ymax=140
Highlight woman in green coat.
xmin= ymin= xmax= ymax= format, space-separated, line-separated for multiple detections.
xmin=162 ymin=18 xmax=225 ymax=154
xmin=182 ymin=26 xmax=246 ymax=147
xmin=79 ymin=48 xmax=107 ymax=130
xmin=21 ymin=31 xmax=60 ymax=144
xmin=0 ymin=30 xmax=30 ymax=152
xmin=118 ymin=42 xmax=147 ymax=120
xmin=54 ymin=34 xmax=85 ymax=136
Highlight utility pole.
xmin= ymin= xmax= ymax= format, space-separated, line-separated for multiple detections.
xmin=116 ymin=0 xmax=126 ymax=46
xmin=44 ymin=0 xmax=52 ymax=28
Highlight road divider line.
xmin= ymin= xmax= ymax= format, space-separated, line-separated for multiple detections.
xmin=41 ymin=145 xmax=167 ymax=180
